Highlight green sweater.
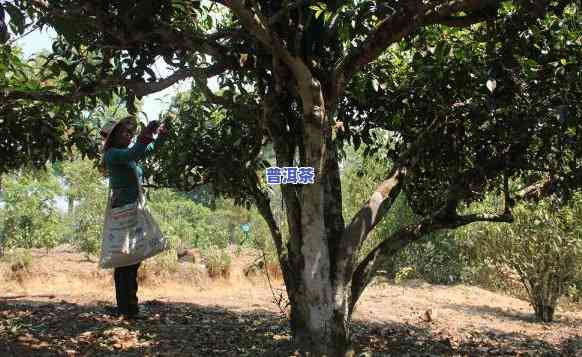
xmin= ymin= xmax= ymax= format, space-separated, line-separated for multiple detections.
xmin=104 ymin=140 xmax=160 ymax=208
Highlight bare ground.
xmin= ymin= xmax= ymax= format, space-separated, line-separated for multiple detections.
xmin=0 ymin=247 xmax=580 ymax=356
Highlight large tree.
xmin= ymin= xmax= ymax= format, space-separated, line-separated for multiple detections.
xmin=2 ymin=0 xmax=581 ymax=354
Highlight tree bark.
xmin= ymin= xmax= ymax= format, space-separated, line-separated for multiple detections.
xmin=288 ymin=287 xmax=355 ymax=356
xmin=533 ymin=302 xmax=555 ymax=322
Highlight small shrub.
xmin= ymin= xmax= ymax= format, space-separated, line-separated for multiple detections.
xmin=395 ymin=266 xmax=416 ymax=284
xmin=1 ymin=168 xmax=67 ymax=250
xmin=2 ymin=251 xmax=33 ymax=282
xmin=138 ymin=251 xmax=180 ymax=285
xmin=461 ymin=194 xmax=582 ymax=322
xmin=566 ymin=284 xmax=581 ymax=303
xmin=4 ymin=251 xmax=32 ymax=271
xmin=392 ymin=232 xmax=464 ymax=284
xmin=203 ymin=246 xmax=232 ymax=279
xmin=75 ymin=229 xmax=101 ymax=261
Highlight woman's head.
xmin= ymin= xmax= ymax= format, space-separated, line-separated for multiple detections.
xmin=110 ymin=118 xmax=136 ymax=149
xmin=100 ymin=116 xmax=137 ymax=176
xmin=102 ymin=116 xmax=137 ymax=151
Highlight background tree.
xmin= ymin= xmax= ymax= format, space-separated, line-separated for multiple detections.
xmin=2 ymin=1 xmax=582 ymax=354
xmin=0 ymin=167 xmax=65 ymax=252
xmin=59 ymin=158 xmax=107 ymax=260
xmin=459 ymin=192 xmax=582 ymax=322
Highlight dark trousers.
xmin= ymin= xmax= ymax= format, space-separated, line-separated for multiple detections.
xmin=114 ymin=263 xmax=140 ymax=316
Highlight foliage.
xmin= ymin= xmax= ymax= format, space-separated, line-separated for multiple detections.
xmin=0 ymin=45 xmax=105 ymax=174
xmin=458 ymin=193 xmax=582 ymax=321
xmin=203 ymin=245 xmax=232 ymax=279
xmin=1 ymin=249 xmax=33 ymax=273
xmin=393 ymin=233 xmax=465 ymax=285
xmin=0 ymin=166 xmax=65 ymax=250
xmin=394 ymin=266 xmax=416 ymax=284
xmin=143 ymin=89 xmax=264 ymax=206
xmin=148 ymin=188 xmax=232 ymax=250
xmin=59 ymin=158 xmax=106 ymax=259
xmin=340 ymin=9 xmax=582 ymax=215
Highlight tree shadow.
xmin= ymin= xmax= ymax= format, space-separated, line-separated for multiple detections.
xmin=561 ymin=335 xmax=582 ymax=356
xmin=0 ymin=299 xmax=576 ymax=356
xmin=0 ymin=298 xmax=296 ymax=356
xmin=448 ymin=302 xmax=538 ymax=323
xmin=353 ymin=319 xmax=577 ymax=356
xmin=448 ymin=302 xmax=582 ymax=326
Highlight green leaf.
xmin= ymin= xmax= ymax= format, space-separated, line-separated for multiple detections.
xmin=372 ymin=79 xmax=379 ymax=92
xmin=5 ymin=3 xmax=26 ymax=35
xmin=324 ymin=11 xmax=332 ymax=23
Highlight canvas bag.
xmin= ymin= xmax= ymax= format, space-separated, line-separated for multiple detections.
xmin=99 ymin=168 xmax=167 ymax=269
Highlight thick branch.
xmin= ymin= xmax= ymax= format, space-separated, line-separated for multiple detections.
xmin=3 ymin=68 xmax=192 ymax=103
xmin=515 ymin=177 xmax=556 ymax=201
xmin=424 ymin=13 xmax=493 ymax=27
xmin=249 ymin=174 xmax=284 ymax=260
xmin=269 ymin=0 xmax=309 ymax=25
xmin=350 ymin=201 xmax=512 ymax=312
xmin=3 ymin=62 xmax=236 ymax=104
xmin=225 ymin=0 xmax=298 ymax=70
xmin=346 ymin=168 xmax=405 ymax=247
xmin=207 ymin=27 xmax=246 ymax=41
xmin=226 ymin=0 xmax=321 ymax=118
xmin=334 ymin=167 xmax=405 ymax=287
xmin=129 ymin=68 xmax=193 ymax=96
xmin=3 ymin=89 xmax=89 ymax=104
xmin=324 ymin=142 xmax=346 ymax=283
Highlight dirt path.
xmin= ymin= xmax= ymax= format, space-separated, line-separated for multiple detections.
xmin=0 ymin=248 xmax=581 ymax=356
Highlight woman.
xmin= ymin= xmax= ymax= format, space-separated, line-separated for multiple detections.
xmin=100 ymin=116 xmax=166 ymax=319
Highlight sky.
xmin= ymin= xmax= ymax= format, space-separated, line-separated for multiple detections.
xmin=12 ymin=25 xmax=194 ymax=123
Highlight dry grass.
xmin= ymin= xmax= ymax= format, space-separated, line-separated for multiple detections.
xmin=0 ymin=246 xmax=270 ymax=301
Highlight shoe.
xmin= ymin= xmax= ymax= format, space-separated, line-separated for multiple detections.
xmin=102 ymin=306 xmax=121 ymax=317
xmin=124 ymin=313 xmax=148 ymax=321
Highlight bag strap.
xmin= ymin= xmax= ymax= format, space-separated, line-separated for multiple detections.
xmin=101 ymin=185 xmax=112 ymax=237
xmin=132 ymin=164 xmax=146 ymax=207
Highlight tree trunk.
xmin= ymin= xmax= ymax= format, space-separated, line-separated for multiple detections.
xmin=67 ymin=196 xmax=74 ymax=215
xmin=287 ymin=281 xmax=355 ymax=356
xmin=533 ymin=302 xmax=555 ymax=322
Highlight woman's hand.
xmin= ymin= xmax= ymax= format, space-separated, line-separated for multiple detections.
xmin=138 ymin=121 xmax=159 ymax=144
xmin=146 ymin=120 xmax=160 ymax=131
xmin=138 ymin=121 xmax=168 ymax=144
